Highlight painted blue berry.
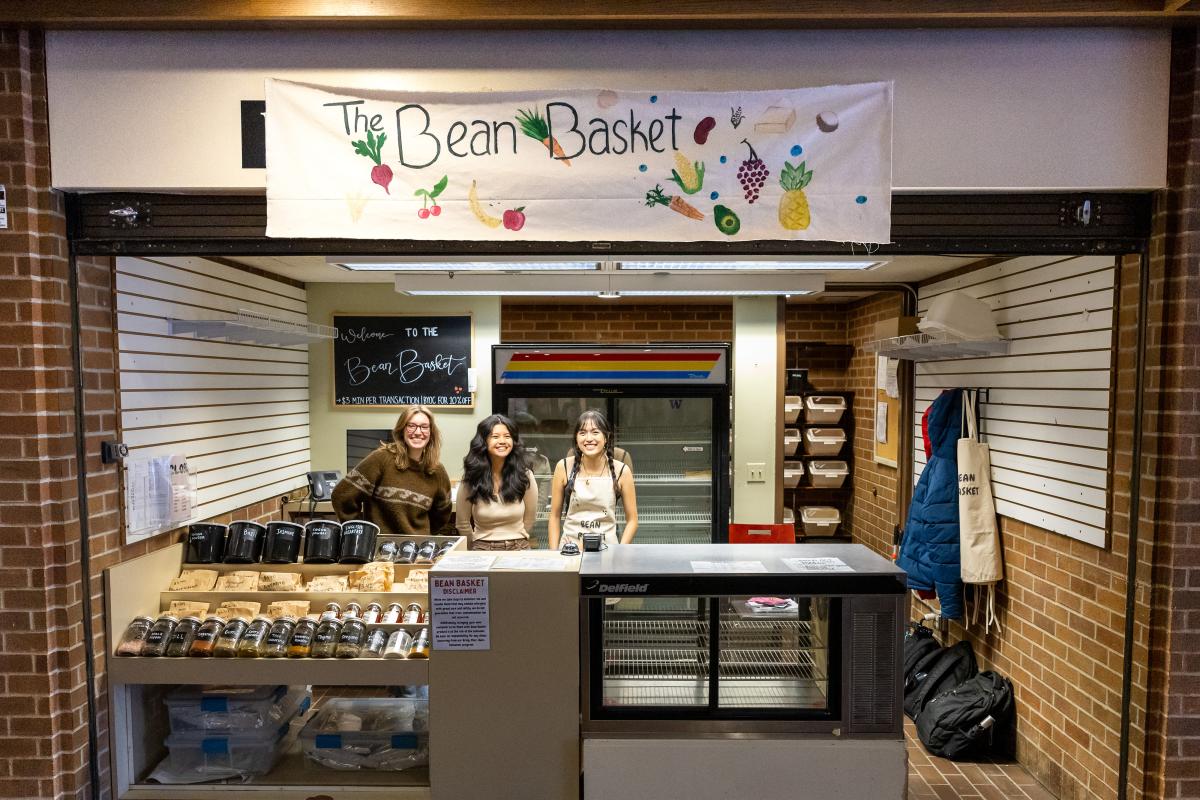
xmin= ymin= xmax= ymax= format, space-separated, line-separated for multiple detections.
xmin=649 ymin=95 xmax=658 ymax=103
xmin=719 ymin=155 xmax=727 ymax=164
xmin=710 ymin=191 xmax=719 ymax=201
xmin=791 ymin=145 xmax=803 ymax=157
xmin=639 ymin=164 xmax=648 ymax=173
xmin=855 ymin=195 xmax=868 ymax=204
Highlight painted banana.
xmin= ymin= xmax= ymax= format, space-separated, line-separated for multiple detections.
xmin=468 ymin=180 xmax=503 ymax=228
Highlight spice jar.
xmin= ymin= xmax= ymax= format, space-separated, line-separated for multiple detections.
xmin=165 ymin=616 xmax=202 ymax=657
xmin=189 ymin=616 xmax=225 ymax=657
xmin=384 ymin=630 xmax=414 ymax=659
xmin=403 ymin=602 xmax=424 ymax=624
xmin=213 ymin=616 xmax=249 ymax=657
xmin=115 ymin=616 xmax=155 ymax=657
xmin=362 ymin=627 xmax=388 ymax=658
xmin=311 ymin=617 xmax=342 ymax=658
xmin=324 ymin=602 xmax=341 ymax=617
xmin=288 ymin=615 xmax=319 ymax=658
xmin=343 ymin=602 xmax=362 ymax=620
xmin=263 ymin=616 xmax=297 ymax=658
xmin=336 ymin=618 xmax=367 ymax=658
xmin=434 ymin=542 xmax=456 ymax=561
xmin=382 ymin=603 xmax=403 ymax=624
xmin=362 ymin=602 xmax=383 ymax=624
xmin=415 ymin=540 xmax=437 ymax=564
xmin=408 ymin=628 xmax=431 ymax=659
xmin=236 ymin=616 xmax=273 ymax=658
xmin=375 ymin=540 xmax=398 ymax=562
xmin=397 ymin=540 xmax=418 ymax=565
xmin=140 ymin=615 xmax=180 ymax=658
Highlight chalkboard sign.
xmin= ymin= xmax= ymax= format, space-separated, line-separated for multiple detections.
xmin=332 ymin=314 xmax=473 ymax=407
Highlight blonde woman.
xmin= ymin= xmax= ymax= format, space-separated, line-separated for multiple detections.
xmin=332 ymin=404 xmax=453 ymax=537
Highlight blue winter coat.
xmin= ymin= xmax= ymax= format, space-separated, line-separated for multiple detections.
xmin=898 ymin=388 xmax=963 ymax=620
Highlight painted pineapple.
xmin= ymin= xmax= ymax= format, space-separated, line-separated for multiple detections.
xmin=778 ymin=160 xmax=814 ymax=230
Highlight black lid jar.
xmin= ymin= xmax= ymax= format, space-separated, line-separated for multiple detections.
xmin=223 ymin=520 xmax=267 ymax=563
xmin=185 ymin=523 xmax=227 ymax=564
xmin=338 ymin=520 xmax=379 ymax=564
xmin=303 ymin=520 xmax=342 ymax=563
xmin=262 ymin=521 xmax=304 ymax=563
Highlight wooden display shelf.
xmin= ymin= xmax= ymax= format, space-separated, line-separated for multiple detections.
xmin=162 ymin=591 xmax=429 ymax=604
xmin=109 ymin=655 xmax=429 ymax=686
xmin=123 ymin=751 xmax=430 ymax=799
xmin=184 ymin=560 xmax=442 ymax=574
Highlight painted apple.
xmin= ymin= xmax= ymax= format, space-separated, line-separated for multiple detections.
xmin=503 ymin=207 xmax=526 ymax=231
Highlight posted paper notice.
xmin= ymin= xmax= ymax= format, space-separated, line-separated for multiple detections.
xmin=430 ymin=575 xmax=490 ymax=651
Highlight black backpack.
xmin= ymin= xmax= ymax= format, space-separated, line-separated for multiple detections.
xmin=903 ymin=640 xmax=977 ymax=719
xmin=915 ymin=671 xmax=1015 ymax=760
xmin=902 ymin=623 xmax=941 ymax=692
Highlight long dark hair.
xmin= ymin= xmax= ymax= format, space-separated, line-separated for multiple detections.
xmin=462 ymin=414 xmax=530 ymax=504
xmin=564 ymin=408 xmax=620 ymax=509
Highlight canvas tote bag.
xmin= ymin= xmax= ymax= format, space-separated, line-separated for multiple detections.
xmin=958 ymin=391 xmax=1004 ymax=632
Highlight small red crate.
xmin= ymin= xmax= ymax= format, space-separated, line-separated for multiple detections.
xmin=728 ymin=523 xmax=795 ymax=545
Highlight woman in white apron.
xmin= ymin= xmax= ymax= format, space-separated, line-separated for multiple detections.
xmin=548 ymin=409 xmax=639 ymax=551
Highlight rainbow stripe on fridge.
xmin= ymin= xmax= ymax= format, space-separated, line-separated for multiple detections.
xmin=496 ymin=348 xmax=726 ymax=384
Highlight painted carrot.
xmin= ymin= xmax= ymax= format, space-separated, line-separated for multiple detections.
xmin=645 ymin=185 xmax=705 ymax=221
xmin=516 ymin=108 xmax=572 ymax=166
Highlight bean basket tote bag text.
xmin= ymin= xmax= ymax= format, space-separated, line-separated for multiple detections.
xmin=958 ymin=390 xmax=1004 ymax=632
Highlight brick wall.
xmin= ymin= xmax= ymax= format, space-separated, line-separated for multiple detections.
xmin=874 ymin=255 xmax=1156 ymax=800
xmin=843 ymin=294 xmax=904 ymax=557
xmin=1145 ymin=26 xmax=1200 ymax=800
xmin=500 ymin=302 xmax=732 ymax=342
xmin=0 ymin=28 xmax=91 ymax=799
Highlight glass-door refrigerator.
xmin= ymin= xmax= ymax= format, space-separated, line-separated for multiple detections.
xmin=493 ymin=344 xmax=731 ymax=547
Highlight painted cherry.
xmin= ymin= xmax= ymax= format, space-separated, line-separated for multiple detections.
xmin=430 ymin=205 xmax=442 ymax=217
xmin=417 ymin=208 xmax=430 ymax=219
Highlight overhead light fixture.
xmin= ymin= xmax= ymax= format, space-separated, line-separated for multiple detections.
xmin=617 ymin=258 xmax=885 ymax=271
xmin=330 ymin=257 xmax=602 ymax=272
xmin=395 ymin=272 xmax=823 ymax=297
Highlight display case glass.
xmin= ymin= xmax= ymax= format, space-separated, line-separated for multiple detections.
xmin=598 ymin=595 xmax=833 ymax=715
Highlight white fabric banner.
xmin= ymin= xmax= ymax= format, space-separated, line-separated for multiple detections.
xmin=265 ymin=79 xmax=892 ymax=243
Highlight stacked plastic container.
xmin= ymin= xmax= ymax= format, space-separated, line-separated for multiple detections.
xmin=300 ymin=697 xmax=429 ymax=771
xmin=797 ymin=394 xmax=849 ymax=539
xmin=161 ymin=685 xmax=311 ymax=779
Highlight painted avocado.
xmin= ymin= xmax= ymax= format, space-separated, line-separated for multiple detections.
xmin=713 ymin=204 xmax=741 ymax=236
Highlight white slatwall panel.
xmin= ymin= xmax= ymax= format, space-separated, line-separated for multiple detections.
xmin=912 ymin=255 xmax=1116 ymax=548
xmin=117 ymin=256 xmax=311 ymax=532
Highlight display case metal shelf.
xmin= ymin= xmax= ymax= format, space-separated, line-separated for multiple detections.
xmin=865 ymin=331 xmax=1009 ymax=361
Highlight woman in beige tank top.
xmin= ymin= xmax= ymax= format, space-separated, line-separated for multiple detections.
xmin=456 ymin=414 xmax=537 ymax=551
xmin=548 ymin=409 xmax=639 ymax=551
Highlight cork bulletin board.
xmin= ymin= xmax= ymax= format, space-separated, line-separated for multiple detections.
xmin=874 ymin=355 xmax=900 ymax=467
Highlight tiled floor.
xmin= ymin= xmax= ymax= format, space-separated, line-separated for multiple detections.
xmin=906 ymin=720 xmax=1056 ymax=800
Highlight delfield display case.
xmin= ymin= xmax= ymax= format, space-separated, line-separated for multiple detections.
xmin=579 ymin=543 xmax=908 ymax=800
xmin=493 ymin=344 xmax=731 ymax=547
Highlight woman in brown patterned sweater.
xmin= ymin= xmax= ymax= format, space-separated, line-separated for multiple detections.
xmin=332 ymin=404 xmax=453 ymax=537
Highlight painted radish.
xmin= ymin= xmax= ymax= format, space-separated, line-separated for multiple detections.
xmin=351 ymin=130 xmax=392 ymax=194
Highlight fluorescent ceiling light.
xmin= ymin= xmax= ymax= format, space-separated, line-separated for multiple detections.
xmin=617 ymin=258 xmax=885 ymax=270
xmin=395 ymin=272 xmax=823 ymax=297
xmin=330 ymin=257 xmax=601 ymax=272
xmin=403 ymin=290 xmax=600 ymax=296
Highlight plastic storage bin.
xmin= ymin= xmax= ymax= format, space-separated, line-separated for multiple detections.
xmin=782 ymin=508 xmax=795 ymax=525
xmin=804 ymin=427 xmax=845 ymax=457
xmin=300 ymin=697 xmax=429 ymax=771
xmin=164 ymin=724 xmax=289 ymax=777
xmin=808 ymin=460 xmax=849 ymax=489
xmin=804 ymin=395 xmax=847 ymax=425
xmin=783 ymin=461 xmax=805 ymax=488
xmin=800 ymin=506 xmax=841 ymax=536
xmin=783 ymin=395 xmax=802 ymax=424
xmin=782 ymin=429 xmax=802 ymax=457
xmin=165 ymin=685 xmax=310 ymax=733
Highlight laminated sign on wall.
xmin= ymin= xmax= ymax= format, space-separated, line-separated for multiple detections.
xmin=265 ymin=79 xmax=892 ymax=243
